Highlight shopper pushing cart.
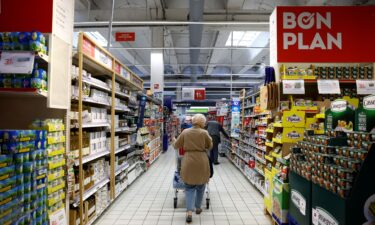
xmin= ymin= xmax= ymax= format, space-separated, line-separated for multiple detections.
xmin=172 ymin=114 xmax=213 ymax=223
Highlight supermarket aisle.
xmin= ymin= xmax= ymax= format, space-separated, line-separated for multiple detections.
xmin=96 ymin=148 xmax=271 ymax=225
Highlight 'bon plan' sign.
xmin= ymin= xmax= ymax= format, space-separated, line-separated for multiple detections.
xmin=272 ymin=6 xmax=375 ymax=62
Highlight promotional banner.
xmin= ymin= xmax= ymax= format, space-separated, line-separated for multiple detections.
xmin=194 ymin=88 xmax=206 ymax=100
xmin=274 ymin=6 xmax=375 ymax=62
xmin=231 ymin=98 xmax=241 ymax=138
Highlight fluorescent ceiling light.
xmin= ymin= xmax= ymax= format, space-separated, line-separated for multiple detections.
xmin=85 ymin=31 xmax=111 ymax=47
xmin=225 ymin=31 xmax=261 ymax=47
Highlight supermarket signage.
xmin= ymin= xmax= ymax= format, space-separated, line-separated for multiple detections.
xmin=275 ymin=6 xmax=375 ymax=62
xmin=317 ymin=79 xmax=340 ymax=94
xmin=356 ymin=80 xmax=375 ymax=95
xmin=291 ymin=190 xmax=306 ymax=215
xmin=0 ymin=51 xmax=35 ymax=74
xmin=282 ymin=80 xmax=305 ymax=94
xmin=115 ymin=32 xmax=136 ymax=42
xmin=363 ymin=95 xmax=375 ymax=110
xmin=82 ymin=37 xmax=113 ymax=69
xmin=331 ymin=99 xmax=347 ymax=113
xmin=194 ymin=89 xmax=205 ymax=100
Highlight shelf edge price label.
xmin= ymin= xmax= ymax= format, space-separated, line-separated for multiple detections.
xmin=0 ymin=51 xmax=35 ymax=74
xmin=317 ymin=79 xmax=341 ymax=94
xmin=282 ymin=80 xmax=305 ymax=94
xmin=356 ymin=80 xmax=375 ymax=95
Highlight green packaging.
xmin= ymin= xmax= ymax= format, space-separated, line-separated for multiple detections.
xmin=356 ymin=95 xmax=375 ymax=133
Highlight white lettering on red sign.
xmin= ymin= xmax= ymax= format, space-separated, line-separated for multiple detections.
xmin=282 ymin=12 xmax=342 ymax=50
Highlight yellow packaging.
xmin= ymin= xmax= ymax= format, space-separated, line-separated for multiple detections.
xmin=282 ymin=110 xmax=305 ymax=128
xmin=305 ymin=118 xmax=317 ymax=130
xmin=264 ymin=168 xmax=274 ymax=214
xmin=282 ymin=127 xmax=304 ymax=143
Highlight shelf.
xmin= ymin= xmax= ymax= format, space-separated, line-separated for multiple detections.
xmin=72 ymin=177 xmax=110 ymax=207
xmin=255 ymin=156 xmax=266 ymax=165
xmin=79 ymin=122 xmax=110 ymax=128
xmin=149 ymin=153 xmax=161 ymax=165
xmin=48 ymin=148 xmax=65 ymax=157
xmin=228 ymin=157 xmax=266 ymax=196
xmin=74 ymin=52 xmax=113 ymax=77
xmin=72 ymin=96 xmax=111 ymax=107
xmin=115 ymin=144 xmax=132 ymax=154
xmin=115 ymin=91 xmax=131 ymax=99
xmin=316 ymin=113 xmax=325 ymax=119
xmin=272 ymin=138 xmax=283 ymax=144
xmin=245 ymin=91 xmax=260 ymax=99
xmin=244 ymin=113 xmax=270 ymax=118
xmin=232 ymin=151 xmax=247 ymax=162
xmin=115 ymin=107 xmax=131 ymax=112
xmin=0 ymin=50 xmax=49 ymax=63
xmin=266 ymin=129 xmax=274 ymax=133
xmin=265 ymin=142 xmax=274 ymax=148
xmin=128 ymin=161 xmax=142 ymax=172
xmin=74 ymin=150 xmax=110 ymax=166
xmin=77 ymin=77 xmax=111 ymax=93
xmin=0 ymin=88 xmax=47 ymax=97
xmin=315 ymin=130 xmax=325 ymax=135
xmin=254 ymin=167 xmax=265 ymax=176
xmin=115 ymin=163 xmax=130 ymax=176
xmin=265 ymin=155 xmax=274 ymax=162
xmin=115 ymin=74 xmax=142 ymax=91
xmin=244 ymin=104 xmax=257 ymax=109
xmin=115 ymin=127 xmax=133 ymax=133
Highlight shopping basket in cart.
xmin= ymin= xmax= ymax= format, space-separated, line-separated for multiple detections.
xmin=173 ymin=150 xmax=210 ymax=209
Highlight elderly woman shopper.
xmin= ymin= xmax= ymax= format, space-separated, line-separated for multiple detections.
xmin=173 ymin=114 xmax=213 ymax=223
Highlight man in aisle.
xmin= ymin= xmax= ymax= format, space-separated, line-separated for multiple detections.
xmin=205 ymin=117 xmax=230 ymax=165
xmin=181 ymin=115 xmax=192 ymax=131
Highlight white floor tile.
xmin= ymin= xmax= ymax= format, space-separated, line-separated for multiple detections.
xmin=94 ymin=149 xmax=272 ymax=225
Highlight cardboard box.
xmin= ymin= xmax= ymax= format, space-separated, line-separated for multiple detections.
xmin=272 ymin=178 xmax=289 ymax=225
xmin=282 ymin=127 xmax=304 ymax=143
xmin=282 ymin=110 xmax=305 ymax=128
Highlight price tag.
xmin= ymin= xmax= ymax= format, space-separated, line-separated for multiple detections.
xmin=356 ymin=80 xmax=375 ymax=95
xmin=0 ymin=51 xmax=35 ymax=74
xmin=317 ymin=79 xmax=341 ymax=94
xmin=282 ymin=80 xmax=305 ymax=94
xmin=49 ymin=208 xmax=67 ymax=225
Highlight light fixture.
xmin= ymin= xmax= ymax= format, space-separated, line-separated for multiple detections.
xmin=225 ymin=31 xmax=261 ymax=47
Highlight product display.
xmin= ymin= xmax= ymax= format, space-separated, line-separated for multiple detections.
xmin=0 ymin=129 xmax=48 ymax=225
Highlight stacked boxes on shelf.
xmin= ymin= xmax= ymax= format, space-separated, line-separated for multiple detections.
xmin=0 ymin=129 xmax=48 ymax=225
xmin=31 ymin=119 xmax=67 ymax=219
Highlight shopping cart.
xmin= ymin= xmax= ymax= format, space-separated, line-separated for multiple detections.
xmin=173 ymin=149 xmax=210 ymax=209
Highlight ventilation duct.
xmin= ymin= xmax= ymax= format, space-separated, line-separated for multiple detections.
xmin=189 ymin=0 xmax=205 ymax=82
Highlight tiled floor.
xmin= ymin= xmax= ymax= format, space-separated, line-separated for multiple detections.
xmin=95 ymin=148 xmax=272 ymax=225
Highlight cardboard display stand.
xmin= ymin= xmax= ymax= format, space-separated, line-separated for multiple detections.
xmin=311 ymin=144 xmax=375 ymax=225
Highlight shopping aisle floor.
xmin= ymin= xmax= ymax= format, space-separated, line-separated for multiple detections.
xmin=95 ymin=149 xmax=272 ymax=225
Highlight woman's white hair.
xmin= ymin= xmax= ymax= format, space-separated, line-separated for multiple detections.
xmin=192 ymin=113 xmax=206 ymax=128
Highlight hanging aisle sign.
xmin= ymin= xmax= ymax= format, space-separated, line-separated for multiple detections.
xmin=272 ymin=6 xmax=375 ymax=62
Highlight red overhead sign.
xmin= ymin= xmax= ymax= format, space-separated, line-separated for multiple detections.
xmin=115 ymin=32 xmax=136 ymax=42
xmin=0 ymin=0 xmax=54 ymax=32
xmin=275 ymin=6 xmax=375 ymax=62
xmin=194 ymin=89 xmax=206 ymax=100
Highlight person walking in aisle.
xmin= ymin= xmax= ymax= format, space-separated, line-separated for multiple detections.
xmin=173 ymin=114 xmax=213 ymax=223
xmin=205 ymin=118 xmax=230 ymax=165
xmin=180 ymin=115 xmax=192 ymax=130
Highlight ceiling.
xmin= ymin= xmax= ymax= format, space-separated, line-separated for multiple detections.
xmin=74 ymin=0 xmax=375 ymax=101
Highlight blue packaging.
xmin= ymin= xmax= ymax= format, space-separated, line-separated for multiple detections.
xmin=0 ymin=166 xmax=15 ymax=181
xmin=32 ymin=69 xmax=47 ymax=80
xmin=35 ymin=131 xmax=46 ymax=141
xmin=0 ymin=175 xmax=16 ymax=192
xmin=0 ymin=154 xmax=13 ymax=168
